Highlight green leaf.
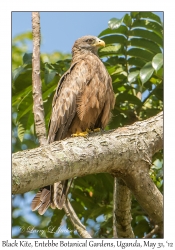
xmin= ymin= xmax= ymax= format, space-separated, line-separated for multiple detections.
xmin=117 ymin=92 xmax=142 ymax=106
xmin=88 ymin=206 xmax=108 ymax=219
xmin=12 ymin=85 xmax=32 ymax=107
xmin=98 ymin=25 xmax=128 ymax=37
xmin=17 ymin=90 xmax=33 ymax=120
xmin=154 ymin=84 xmax=163 ymax=101
xmin=112 ymin=74 xmax=127 ymax=86
xmin=128 ymin=57 xmax=146 ymax=68
xmin=123 ymin=13 xmax=132 ymax=27
xmin=152 ymin=53 xmax=163 ymax=71
xmin=46 ymin=209 xmax=65 ymax=238
xmin=139 ymin=12 xmax=162 ymax=25
xmin=140 ymin=62 xmax=154 ymax=84
xmin=134 ymin=217 xmax=150 ymax=238
xmin=127 ymin=48 xmax=154 ymax=62
xmin=99 ymin=44 xmax=121 ymax=57
xmin=155 ymin=67 xmax=163 ymax=79
xmin=101 ymin=35 xmax=127 ymax=45
xmin=99 ymin=173 xmax=113 ymax=192
xmin=131 ymin=12 xmax=140 ymax=19
xmin=16 ymin=112 xmax=35 ymax=140
xmin=12 ymin=66 xmax=26 ymax=82
xmin=12 ymin=66 xmax=32 ymax=93
xmin=129 ymin=38 xmax=161 ymax=54
xmin=108 ymin=17 xmax=123 ymax=30
xmin=17 ymin=122 xmax=25 ymax=142
xmin=129 ymin=29 xmax=163 ymax=48
xmin=71 ymin=200 xmax=85 ymax=216
xmin=71 ymin=188 xmax=94 ymax=208
xmin=113 ymin=82 xmax=134 ymax=93
xmin=110 ymin=65 xmax=125 ymax=75
xmin=128 ymin=70 xmax=140 ymax=83
xmin=44 ymin=64 xmax=57 ymax=84
xmin=23 ymin=53 xmax=32 ymax=65
xmin=50 ymin=59 xmax=71 ymax=76
xmin=42 ymin=83 xmax=57 ymax=101
xmin=132 ymin=19 xmax=163 ymax=38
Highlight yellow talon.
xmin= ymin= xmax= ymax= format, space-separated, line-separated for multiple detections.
xmin=93 ymin=128 xmax=101 ymax=132
xmin=72 ymin=131 xmax=88 ymax=138
xmin=71 ymin=128 xmax=101 ymax=138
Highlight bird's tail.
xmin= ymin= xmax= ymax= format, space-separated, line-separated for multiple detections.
xmin=31 ymin=181 xmax=68 ymax=215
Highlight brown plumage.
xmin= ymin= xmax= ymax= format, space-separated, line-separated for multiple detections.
xmin=31 ymin=35 xmax=115 ymax=215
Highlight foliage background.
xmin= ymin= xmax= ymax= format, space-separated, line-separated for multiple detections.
xmin=12 ymin=12 xmax=163 ymax=238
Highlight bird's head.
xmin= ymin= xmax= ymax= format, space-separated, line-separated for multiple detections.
xmin=72 ymin=35 xmax=105 ymax=55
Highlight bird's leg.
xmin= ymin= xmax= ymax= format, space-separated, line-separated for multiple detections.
xmin=93 ymin=128 xmax=101 ymax=132
xmin=71 ymin=128 xmax=101 ymax=138
xmin=86 ymin=128 xmax=101 ymax=133
xmin=71 ymin=131 xmax=89 ymax=138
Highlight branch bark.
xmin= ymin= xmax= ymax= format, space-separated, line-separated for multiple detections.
xmin=113 ymin=177 xmax=118 ymax=238
xmin=114 ymin=178 xmax=135 ymax=238
xmin=12 ymin=111 xmax=163 ymax=193
xmin=32 ymin=12 xmax=47 ymax=146
xmin=12 ymin=111 xmax=163 ymax=229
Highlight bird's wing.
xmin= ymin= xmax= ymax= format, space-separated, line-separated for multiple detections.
xmin=47 ymin=59 xmax=91 ymax=142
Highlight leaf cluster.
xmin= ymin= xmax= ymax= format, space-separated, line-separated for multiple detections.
xmin=98 ymin=11 xmax=163 ymax=128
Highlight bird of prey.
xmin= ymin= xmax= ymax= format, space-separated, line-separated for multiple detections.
xmin=31 ymin=35 xmax=115 ymax=215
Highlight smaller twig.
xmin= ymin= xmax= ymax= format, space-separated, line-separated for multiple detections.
xmin=63 ymin=199 xmax=92 ymax=238
xmin=65 ymin=178 xmax=74 ymax=197
xmin=113 ymin=177 xmax=118 ymax=238
xmin=143 ymin=225 xmax=160 ymax=238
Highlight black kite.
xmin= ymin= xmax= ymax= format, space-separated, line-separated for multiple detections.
xmin=31 ymin=35 xmax=115 ymax=215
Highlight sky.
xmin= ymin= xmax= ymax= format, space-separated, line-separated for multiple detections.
xmin=12 ymin=11 xmax=163 ymax=55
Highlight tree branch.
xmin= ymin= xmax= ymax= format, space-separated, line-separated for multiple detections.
xmin=12 ymin=112 xmax=163 ymax=229
xmin=123 ymin=161 xmax=163 ymax=229
xmin=32 ymin=12 xmax=47 ymax=146
xmin=113 ymin=177 xmax=118 ymax=238
xmin=143 ymin=225 xmax=161 ymax=238
xmin=114 ymin=178 xmax=135 ymax=238
xmin=12 ymin=111 xmax=163 ymax=194
xmin=63 ymin=200 xmax=92 ymax=238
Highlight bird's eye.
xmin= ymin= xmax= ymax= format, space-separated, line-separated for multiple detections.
xmin=86 ymin=39 xmax=93 ymax=43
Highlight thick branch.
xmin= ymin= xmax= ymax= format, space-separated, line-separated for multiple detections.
xmin=123 ymin=162 xmax=163 ymax=228
xmin=32 ymin=12 xmax=47 ymax=146
xmin=12 ymin=111 xmax=163 ymax=230
xmin=12 ymin=111 xmax=163 ymax=194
